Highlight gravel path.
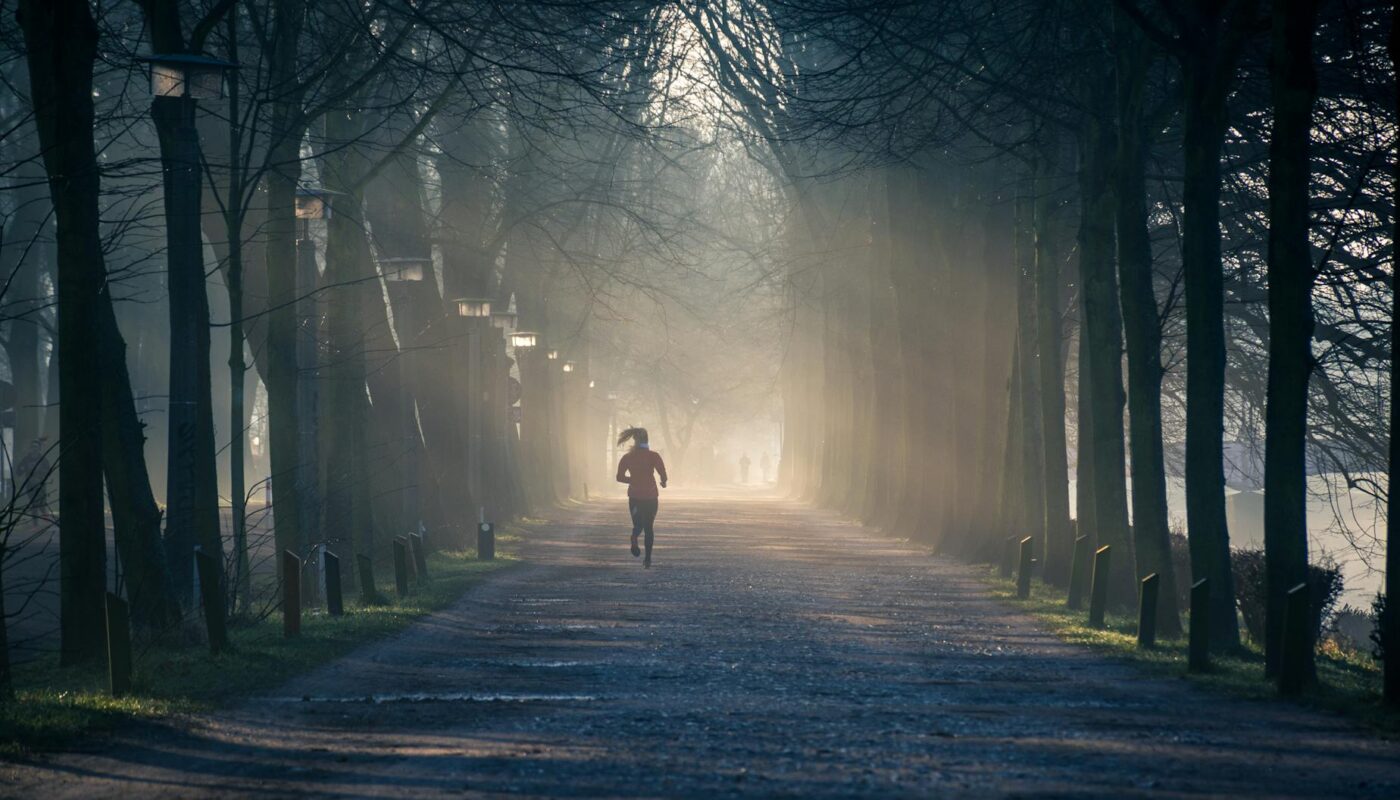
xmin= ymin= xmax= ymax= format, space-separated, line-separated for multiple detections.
xmin=4 ymin=492 xmax=1399 ymax=798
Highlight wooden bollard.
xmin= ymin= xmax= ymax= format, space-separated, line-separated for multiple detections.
xmin=1066 ymin=535 xmax=1090 ymax=610
xmin=1087 ymin=545 xmax=1112 ymax=628
xmin=324 ymin=551 xmax=344 ymax=616
xmin=1279 ymin=582 xmax=1311 ymax=697
xmin=357 ymin=554 xmax=378 ymax=604
xmin=104 ymin=593 xmax=132 ymax=697
xmin=1016 ymin=536 xmax=1034 ymax=599
xmin=478 ymin=523 xmax=495 ymax=561
xmin=999 ymin=535 xmax=1016 ymax=578
xmin=283 ymin=550 xmax=301 ymax=638
xmin=194 ymin=548 xmax=228 ymax=654
xmin=393 ymin=537 xmax=411 ymax=598
xmin=1188 ymin=578 xmax=1211 ymax=672
xmin=409 ymin=532 xmax=429 ymax=580
xmin=1137 ymin=573 xmax=1160 ymax=648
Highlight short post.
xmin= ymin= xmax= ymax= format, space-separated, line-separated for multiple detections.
xmin=1087 ymin=545 xmax=1112 ymax=628
xmin=408 ymin=532 xmax=429 ymax=580
xmin=283 ymin=550 xmax=301 ymax=638
xmin=1279 ymin=582 xmax=1311 ymax=697
xmin=194 ymin=548 xmax=228 ymax=654
xmin=1137 ymin=573 xmax=1160 ymax=649
xmin=104 ymin=592 xmax=132 ymax=697
xmin=393 ymin=537 xmax=410 ymax=598
xmin=478 ymin=522 xmax=495 ymax=561
xmin=1015 ymin=536 xmax=1034 ymax=599
xmin=324 ymin=551 xmax=343 ymax=616
xmin=999 ymin=535 xmax=1016 ymax=578
xmin=1188 ymin=578 xmax=1211 ymax=672
xmin=1066 ymin=535 xmax=1090 ymax=610
xmin=357 ymin=554 xmax=381 ymax=604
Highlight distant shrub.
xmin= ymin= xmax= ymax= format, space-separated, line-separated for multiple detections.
xmin=1372 ymin=593 xmax=1390 ymax=663
xmin=1327 ymin=604 xmax=1378 ymax=658
xmin=1168 ymin=527 xmax=1191 ymax=608
xmin=1231 ymin=547 xmax=1342 ymax=646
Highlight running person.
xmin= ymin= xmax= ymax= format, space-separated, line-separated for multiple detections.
xmin=615 ymin=427 xmax=667 ymax=567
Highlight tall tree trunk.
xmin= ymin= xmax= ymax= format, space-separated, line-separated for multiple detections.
xmin=1383 ymin=0 xmax=1394 ymax=706
xmin=152 ymin=96 xmax=223 ymax=601
xmin=1114 ymin=15 xmax=1182 ymax=635
xmin=262 ymin=0 xmax=310 ymax=574
xmin=1035 ymin=134 xmax=1073 ymax=585
xmin=1078 ymin=69 xmax=1134 ymax=602
xmin=1181 ymin=44 xmax=1243 ymax=651
xmin=1385 ymin=0 xmax=1400 ymax=706
xmin=18 ymin=0 xmax=108 ymax=664
xmin=1016 ymin=192 xmax=1047 ymax=554
xmin=1262 ymin=0 xmax=1320 ymax=680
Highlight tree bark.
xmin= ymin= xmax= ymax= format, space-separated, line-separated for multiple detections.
xmin=18 ymin=0 xmax=108 ymax=664
xmin=1035 ymin=133 xmax=1073 ymax=586
xmin=1078 ymin=68 xmax=1135 ymax=603
xmin=1181 ymin=32 xmax=1244 ymax=650
xmin=1262 ymin=0 xmax=1320 ymax=680
xmin=1114 ymin=13 xmax=1182 ymax=636
xmin=1385 ymin=0 xmax=1400 ymax=706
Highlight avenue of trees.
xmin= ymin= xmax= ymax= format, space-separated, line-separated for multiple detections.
xmin=0 ymin=0 xmax=1397 ymax=712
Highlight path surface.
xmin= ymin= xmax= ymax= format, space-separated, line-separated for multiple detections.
xmin=4 ymin=492 xmax=1399 ymax=798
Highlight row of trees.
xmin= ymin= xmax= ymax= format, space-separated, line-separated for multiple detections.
xmin=1 ymin=0 xmax=718 ymax=687
xmin=750 ymin=0 xmax=1397 ymax=700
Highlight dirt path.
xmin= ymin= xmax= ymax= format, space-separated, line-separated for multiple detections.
xmin=4 ymin=492 xmax=1399 ymax=798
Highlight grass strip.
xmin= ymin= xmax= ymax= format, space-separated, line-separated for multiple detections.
xmin=985 ymin=570 xmax=1396 ymax=736
xmin=1 ymin=529 xmax=524 ymax=756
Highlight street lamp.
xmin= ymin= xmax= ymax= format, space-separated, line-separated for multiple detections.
xmin=139 ymin=54 xmax=236 ymax=100
xmin=509 ymin=331 xmax=539 ymax=349
xmin=546 ymin=349 xmax=559 ymax=361
xmin=455 ymin=297 xmax=493 ymax=318
xmin=295 ymin=188 xmax=338 ymax=240
xmin=142 ymin=51 xmax=238 ymax=601
xmin=295 ymin=188 xmax=336 ymax=220
xmin=380 ymin=256 xmax=430 ymax=282
xmin=562 ymin=361 xmax=576 ymax=374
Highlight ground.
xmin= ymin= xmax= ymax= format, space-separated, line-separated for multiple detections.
xmin=3 ymin=491 xmax=1399 ymax=798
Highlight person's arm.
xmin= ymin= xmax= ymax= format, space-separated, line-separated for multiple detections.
xmin=616 ymin=457 xmax=630 ymax=485
xmin=656 ymin=453 xmax=668 ymax=488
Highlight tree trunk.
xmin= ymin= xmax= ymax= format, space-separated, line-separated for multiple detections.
xmin=1078 ymin=69 xmax=1134 ymax=603
xmin=152 ymin=96 xmax=223 ymax=601
xmin=18 ymin=0 xmax=108 ymax=664
xmin=1181 ymin=48 xmax=1243 ymax=650
xmin=1262 ymin=0 xmax=1320 ymax=680
xmin=1035 ymin=134 xmax=1073 ymax=586
xmin=1114 ymin=14 xmax=1182 ymax=636
xmin=1385 ymin=0 xmax=1400 ymax=708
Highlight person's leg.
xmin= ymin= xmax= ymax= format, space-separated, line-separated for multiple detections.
xmin=642 ymin=499 xmax=658 ymax=566
xmin=629 ymin=499 xmax=642 ymax=557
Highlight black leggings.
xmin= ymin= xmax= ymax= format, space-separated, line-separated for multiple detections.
xmin=629 ymin=498 xmax=659 ymax=555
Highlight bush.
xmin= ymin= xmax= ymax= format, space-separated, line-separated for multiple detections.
xmin=1231 ymin=547 xmax=1342 ymax=646
xmin=1372 ymin=593 xmax=1389 ymax=663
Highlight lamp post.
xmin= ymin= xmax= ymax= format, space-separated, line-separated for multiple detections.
xmin=142 ymin=53 xmax=236 ymax=603
xmin=454 ymin=298 xmax=493 ymax=523
xmin=382 ymin=256 xmax=431 ymax=538
xmin=291 ymin=186 xmax=335 ymax=578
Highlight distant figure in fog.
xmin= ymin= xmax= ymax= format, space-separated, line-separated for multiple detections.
xmin=14 ymin=437 xmax=51 ymax=517
xmin=760 ymin=452 xmax=771 ymax=483
xmin=739 ymin=452 xmax=751 ymax=484
xmin=616 ymin=427 xmax=667 ymax=568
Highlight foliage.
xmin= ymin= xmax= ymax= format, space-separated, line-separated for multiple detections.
xmin=1230 ymin=548 xmax=1344 ymax=647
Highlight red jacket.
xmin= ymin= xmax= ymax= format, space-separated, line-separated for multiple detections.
xmin=617 ymin=448 xmax=667 ymax=498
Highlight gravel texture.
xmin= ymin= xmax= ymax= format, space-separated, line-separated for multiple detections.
xmin=4 ymin=492 xmax=1400 ymax=798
